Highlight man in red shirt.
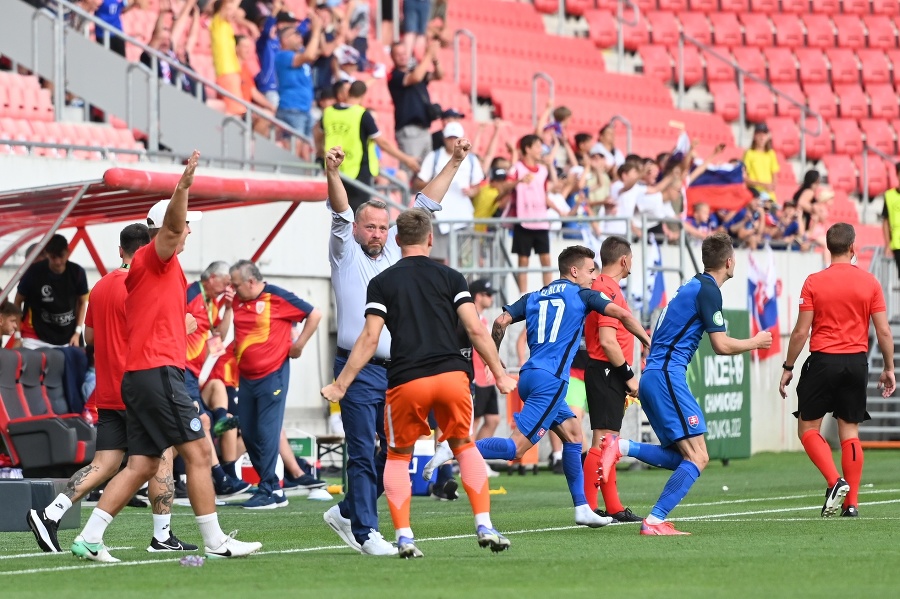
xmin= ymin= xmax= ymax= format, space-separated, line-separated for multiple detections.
xmin=70 ymin=152 xmax=262 ymax=563
xmin=229 ymin=259 xmax=322 ymax=509
xmin=27 ymin=224 xmax=196 ymax=555
xmin=581 ymin=236 xmax=643 ymax=523
xmin=780 ymin=223 xmax=896 ymax=518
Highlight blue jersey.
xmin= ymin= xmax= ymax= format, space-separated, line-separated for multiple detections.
xmin=505 ymin=279 xmax=611 ymax=380
xmin=645 ymin=273 xmax=726 ymax=372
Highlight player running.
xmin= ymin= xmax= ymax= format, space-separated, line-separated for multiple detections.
xmin=599 ymin=233 xmax=771 ymax=535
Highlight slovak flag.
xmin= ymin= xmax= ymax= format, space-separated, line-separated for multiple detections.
xmin=747 ymin=244 xmax=781 ymax=360
xmin=685 ymin=162 xmax=753 ymax=213
xmin=648 ymin=236 xmax=667 ymax=313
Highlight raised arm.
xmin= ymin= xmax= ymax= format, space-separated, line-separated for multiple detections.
xmin=156 ymin=150 xmax=199 ymax=261
xmin=324 ymin=146 xmax=350 ymax=213
xmin=420 ymin=138 xmax=472 ymax=203
xmin=171 ymin=0 xmax=197 ymax=49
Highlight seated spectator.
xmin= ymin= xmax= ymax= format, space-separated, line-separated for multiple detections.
xmin=94 ymin=0 xmax=145 ymax=56
xmin=14 ymin=234 xmax=89 ymax=349
xmin=683 ymin=202 xmax=720 ymax=241
xmin=236 ymin=35 xmax=277 ymax=134
xmin=141 ymin=0 xmax=201 ymax=97
xmin=743 ymin=123 xmax=779 ymax=202
xmin=0 ymin=301 xmax=22 ymax=348
xmin=275 ymin=13 xmax=322 ymax=150
xmin=724 ymin=196 xmax=765 ymax=249
xmin=792 ymin=169 xmax=821 ymax=230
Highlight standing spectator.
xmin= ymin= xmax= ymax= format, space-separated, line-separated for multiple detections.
xmin=388 ymin=40 xmax=443 ymax=176
xmin=591 ymin=123 xmax=625 ymax=177
xmin=236 ymin=35 xmax=277 ymax=134
xmin=414 ymin=122 xmax=484 ymax=263
xmin=743 ymin=123 xmax=780 ymax=202
xmin=776 ymin=201 xmax=807 ymax=250
xmin=402 ymin=0 xmax=432 ymax=61
xmin=346 ymin=0 xmax=370 ymax=70
xmin=211 ymin=0 xmax=250 ymax=115
xmin=322 ymin=80 xmax=420 ymax=213
xmin=468 ymin=279 xmax=501 ymax=447
xmin=780 ymin=223 xmax=895 ymax=518
xmin=793 ymin=170 xmax=821 ymax=231
xmin=309 ymin=2 xmax=345 ymax=100
xmin=255 ymin=2 xmax=298 ymax=109
xmin=725 ymin=195 xmax=765 ymax=249
xmin=275 ymin=14 xmax=322 ymax=147
xmin=507 ymin=134 xmax=553 ymax=293
xmin=882 ymin=162 xmax=900 ymax=277
xmin=427 ymin=0 xmax=451 ymax=47
xmin=15 ymin=234 xmax=88 ymax=349
xmin=94 ymin=0 xmax=145 ymax=57
xmin=431 ymin=107 xmax=464 ymax=152
xmin=142 ymin=0 xmax=201 ymax=96
xmin=229 ymin=260 xmax=321 ymax=509
xmin=472 ymin=157 xmax=515 ymax=232
xmin=604 ymin=161 xmax=642 ymax=239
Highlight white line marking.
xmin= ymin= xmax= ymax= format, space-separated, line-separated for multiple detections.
xmin=676 ymin=498 xmax=900 ymax=521
xmin=0 ymin=547 xmax=133 ymax=561
xmin=679 ymin=488 xmax=900 ymax=508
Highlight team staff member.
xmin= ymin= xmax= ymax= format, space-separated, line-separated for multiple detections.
xmin=321 ymin=140 xmax=475 ymax=557
xmin=321 ymin=208 xmax=517 ymax=559
xmin=582 ymin=236 xmax=643 ymax=523
xmin=28 ymin=224 xmax=196 ymax=555
xmin=780 ymin=223 xmax=895 ymax=518
xmin=229 ymin=260 xmax=322 ymax=509
xmin=70 ymin=152 xmax=261 ymax=563
xmin=881 ymin=164 xmax=900 ymax=278
xmin=0 ymin=300 xmax=22 ymax=341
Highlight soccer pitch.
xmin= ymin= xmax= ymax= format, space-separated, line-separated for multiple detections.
xmin=2 ymin=450 xmax=898 ymax=598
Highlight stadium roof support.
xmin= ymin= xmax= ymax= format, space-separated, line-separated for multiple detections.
xmin=0 ymin=168 xmax=327 ymax=304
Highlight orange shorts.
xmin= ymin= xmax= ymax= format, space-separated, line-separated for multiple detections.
xmin=385 ymin=370 xmax=473 ymax=448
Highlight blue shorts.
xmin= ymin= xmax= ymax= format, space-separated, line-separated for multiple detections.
xmin=403 ymin=0 xmax=430 ymax=35
xmin=514 ymin=369 xmax=575 ymax=445
xmin=639 ymin=369 xmax=706 ymax=448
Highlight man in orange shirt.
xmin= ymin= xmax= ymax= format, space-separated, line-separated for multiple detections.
xmin=581 ymin=236 xmax=643 ymax=523
xmin=780 ymin=223 xmax=896 ymax=518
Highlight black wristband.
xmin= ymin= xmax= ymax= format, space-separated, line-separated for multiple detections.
xmin=782 ymin=362 xmax=794 ymax=371
xmin=613 ymin=362 xmax=635 ymax=382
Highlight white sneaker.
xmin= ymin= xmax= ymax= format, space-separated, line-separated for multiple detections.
xmin=485 ymin=463 xmax=500 ymax=478
xmin=71 ymin=535 xmax=119 ymax=563
xmin=323 ymin=505 xmax=362 ymax=553
xmin=424 ymin=441 xmax=454 ymax=482
xmin=575 ymin=504 xmax=613 ymax=528
xmin=204 ymin=531 xmax=262 ymax=558
xmin=360 ymin=530 xmax=399 ymax=556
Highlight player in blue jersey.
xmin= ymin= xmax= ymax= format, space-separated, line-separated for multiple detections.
xmin=598 ymin=233 xmax=772 ymax=535
xmin=431 ymin=245 xmax=650 ymax=528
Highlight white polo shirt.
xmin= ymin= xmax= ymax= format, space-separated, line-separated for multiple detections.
xmin=329 ymin=193 xmax=441 ymax=359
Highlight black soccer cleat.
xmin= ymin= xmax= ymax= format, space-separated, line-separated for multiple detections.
xmin=841 ymin=505 xmax=859 ymax=518
xmin=147 ymin=533 xmax=200 ymax=552
xmin=821 ymin=477 xmax=850 ymax=518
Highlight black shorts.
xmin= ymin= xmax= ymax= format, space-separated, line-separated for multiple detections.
xmin=585 ymin=359 xmax=628 ymax=431
xmin=794 ymin=352 xmax=870 ymax=423
xmin=122 ymin=366 xmax=206 ymax=456
xmin=511 ymin=225 xmax=550 ymax=257
xmin=96 ymin=409 xmax=128 ymax=452
xmin=473 ymin=385 xmax=499 ymax=418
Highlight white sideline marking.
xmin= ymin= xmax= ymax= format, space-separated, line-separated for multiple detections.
xmin=0 ymin=547 xmax=133 ymax=561
xmin=680 ymin=487 xmax=900 ymax=508
xmin=676 ymin=498 xmax=900 ymax=521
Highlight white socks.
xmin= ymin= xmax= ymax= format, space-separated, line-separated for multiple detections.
xmin=552 ymin=451 xmax=563 ymax=462
xmin=44 ymin=494 xmax=72 ymax=522
xmin=395 ymin=527 xmax=413 ymax=542
xmin=82 ymin=508 xmax=113 ymax=543
xmin=195 ymin=513 xmax=227 ymax=549
xmin=152 ymin=514 xmax=171 ymax=542
xmin=474 ymin=512 xmax=493 ymax=530
xmin=645 ymin=514 xmax=664 ymax=525
xmin=619 ymin=438 xmax=631 ymax=456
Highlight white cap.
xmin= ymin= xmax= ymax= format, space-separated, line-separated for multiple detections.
xmin=443 ymin=122 xmax=464 ymax=139
xmin=146 ymin=199 xmax=203 ymax=229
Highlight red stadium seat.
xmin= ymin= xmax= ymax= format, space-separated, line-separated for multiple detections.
xmin=802 ymin=82 xmax=838 ymax=119
xmin=564 ymin=0 xmax=590 ymax=17
xmin=718 ymin=0 xmax=749 ymax=11
xmin=704 ymin=48 xmax=735 ymax=82
xmin=622 ymin=15 xmax=651 ymax=52
xmin=533 ymin=0 xmax=559 ymax=15
xmin=744 ymin=82 xmax=776 ymax=122
xmin=890 ymin=50 xmax=900 ymax=85
xmin=863 ymin=15 xmax=898 ymax=50
xmin=708 ymin=81 xmax=741 ymax=122
xmin=830 ymin=119 xmax=864 ymax=156
xmin=866 ymin=83 xmax=900 ymax=119
xmin=770 ymin=14 xmax=804 ymax=48
xmin=858 ymin=50 xmax=891 ymax=84
xmin=639 ymin=46 xmax=673 ymax=82
xmin=739 ymin=14 xmax=774 ymax=48
xmin=708 ymin=14 xmax=743 ymax=48
xmin=810 ymin=0 xmax=840 ymax=14
xmin=821 ymin=154 xmax=857 ymax=193
xmin=764 ymin=48 xmax=797 ymax=83
xmin=675 ymin=45 xmax=704 ymax=87
xmin=766 ymin=117 xmax=801 ymax=159
xmin=803 ymin=117 xmax=834 ymax=161
xmin=585 ymin=10 xmax=617 ymax=49
xmin=749 ymin=0 xmax=777 ymax=11
xmin=872 ymin=0 xmax=900 ymax=16
xmin=774 ymin=82 xmax=805 ymax=120
xmin=860 ymin=119 xmax=897 ymax=155
xmin=841 ymin=0 xmax=870 ymax=15
xmin=679 ymin=13 xmax=712 ymax=47
xmin=780 ymin=0 xmax=808 ymax=13
xmin=688 ymin=0 xmax=717 ymax=12
xmin=794 ymin=48 xmax=829 ymax=84
xmin=657 ymin=0 xmax=688 ymax=11
xmin=647 ymin=12 xmax=680 ymax=47
xmin=853 ymin=154 xmax=890 ymax=196
xmin=834 ymin=84 xmax=868 ymax=120
xmin=825 ymin=48 xmax=859 ymax=85
xmin=833 ymin=15 xmax=866 ymax=50
xmin=802 ymin=15 xmax=835 ymax=49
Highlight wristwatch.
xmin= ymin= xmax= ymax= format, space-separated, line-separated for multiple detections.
xmin=782 ymin=362 xmax=794 ymax=371
xmin=75 ymin=325 xmax=83 ymax=334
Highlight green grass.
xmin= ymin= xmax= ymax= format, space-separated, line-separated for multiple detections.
xmin=3 ymin=450 xmax=899 ymax=598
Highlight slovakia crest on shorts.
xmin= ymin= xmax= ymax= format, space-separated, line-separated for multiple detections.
xmin=255 ymin=301 xmax=265 ymax=314
xmin=688 ymin=415 xmax=700 ymax=427
xmin=537 ymin=428 xmax=547 ymax=438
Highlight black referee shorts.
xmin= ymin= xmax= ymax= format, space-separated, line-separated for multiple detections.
xmin=122 ymin=366 xmax=206 ymax=457
xmin=511 ymin=225 xmax=550 ymax=257
xmin=585 ymin=359 xmax=628 ymax=431
xmin=95 ymin=409 xmax=128 ymax=452
xmin=794 ymin=352 xmax=871 ymax=423
xmin=473 ymin=385 xmax=499 ymax=418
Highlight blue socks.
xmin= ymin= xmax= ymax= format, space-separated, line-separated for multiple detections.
xmin=650 ymin=460 xmax=701 ymax=521
xmin=626 ymin=441 xmax=684 ymax=471
xmin=476 ymin=437 xmax=517 ymax=460
xmin=563 ymin=443 xmax=588 ymax=507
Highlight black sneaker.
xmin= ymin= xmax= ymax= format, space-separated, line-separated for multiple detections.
xmin=821 ymin=477 xmax=850 ymax=518
xmin=431 ymin=480 xmax=459 ymax=501
xmin=147 ymin=533 xmax=200 ymax=552
xmin=26 ymin=509 xmax=61 ymax=552
xmin=594 ymin=509 xmax=610 ymax=518
xmin=552 ymin=458 xmax=565 ymax=475
xmin=215 ymin=475 xmax=253 ymax=498
xmin=608 ymin=507 xmax=644 ymax=523
xmin=841 ymin=505 xmax=859 ymax=517
xmin=174 ymin=479 xmax=189 ymax=499
xmin=127 ymin=494 xmax=149 ymax=508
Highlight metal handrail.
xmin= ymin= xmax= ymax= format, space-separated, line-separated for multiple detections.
xmin=861 ymin=143 xmax=898 ymax=224
xmin=0 ymin=138 xmax=146 ymax=159
xmin=42 ymin=1 xmax=313 ymax=156
xmin=677 ymin=33 xmax=823 ymax=165
xmin=608 ymin=114 xmax=633 ymax=154
xmin=531 ymin=72 xmax=555 ymax=130
xmin=453 ymin=29 xmax=477 ymax=114
xmin=615 ymin=0 xmax=640 ymax=71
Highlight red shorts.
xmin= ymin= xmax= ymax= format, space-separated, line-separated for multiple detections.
xmin=385 ymin=371 xmax=473 ymax=448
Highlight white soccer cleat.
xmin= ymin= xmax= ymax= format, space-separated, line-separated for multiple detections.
xmin=204 ymin=531 xmax=262 ymax=558
xmin=323 ymin=505 xmax=362 ymax=553
xmin=423 ymin=441 xmax=454 ymax=482
xmin=360 ymin=530 xmax=399 ymax=556
xmin=575 ymin=505 xmax=614 ymax=528
xmin=485 ymin=463 xmax=500 ymax=478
